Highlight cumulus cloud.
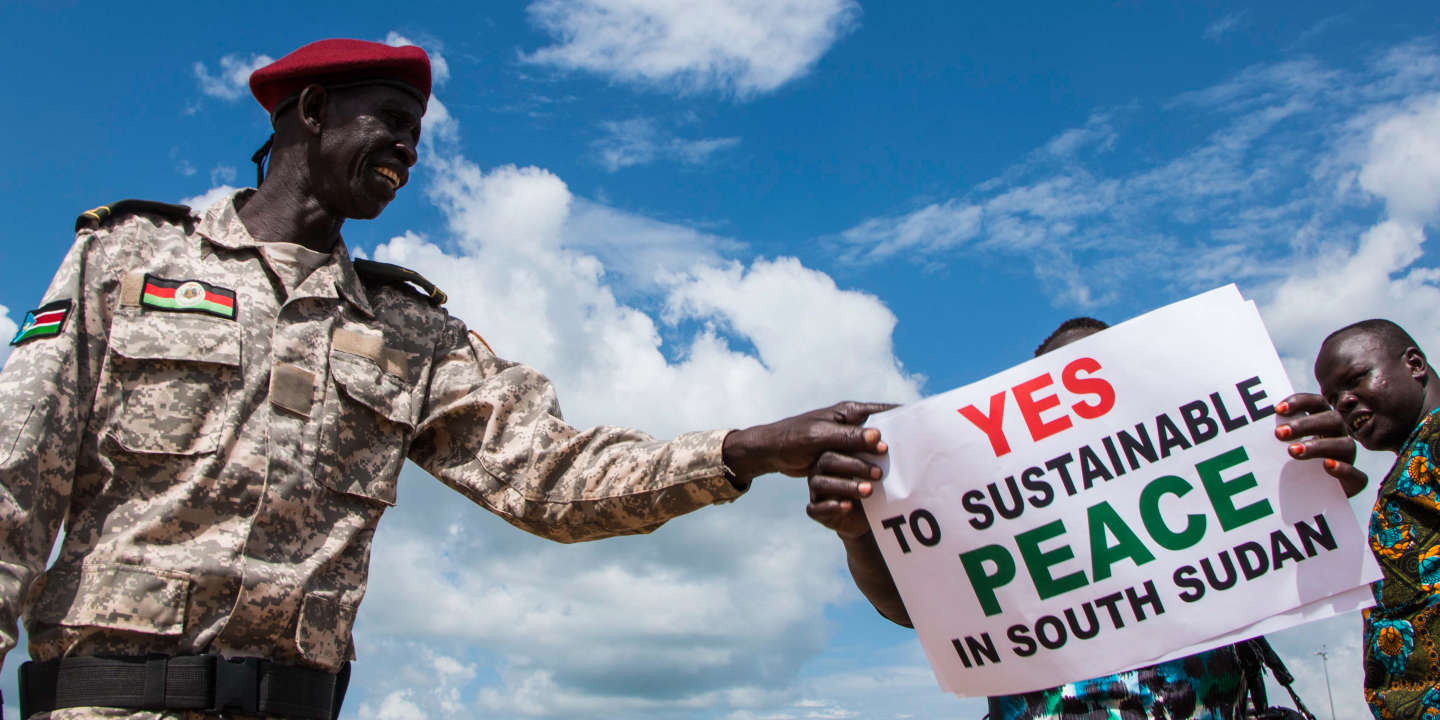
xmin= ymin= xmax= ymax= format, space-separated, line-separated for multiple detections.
xmin=565 ymin=197 xmax=741 ymax=289
xmin=193 ymin=53 xmax=274 ymax=101
xmin=387 ymin=156 xmax=918 ymax=432
xmin=522 ymin=0 xmax=862 ymax=96
xmin=179 ymin=185 xmax=241 ymax=213
xmin=1357 ymin=94 xmax=1440 ymax=224
xmin=1263 ymin=93 xmax=1440 ymax=364
xmin=593 ymin=117 xmax=741 ymax=171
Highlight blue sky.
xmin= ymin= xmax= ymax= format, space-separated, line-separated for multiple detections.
xmin=3 ymin=2 xmax=1440 ymax=718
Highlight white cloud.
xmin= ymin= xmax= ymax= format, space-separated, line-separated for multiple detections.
xmin=593 ymin=117 xmax=741 ymax=171
xmin=355 ymin=689 xmax=427 ymax=720
xmin=209 ymin=165 xmax=237 ymax=186
xmin=170 ymin=147 xmax=197 ymax=178
xmin=193 ymin=53 xmax=274 ymax=102
xmin=179 ymin=185 xmax=241 ymax=213
xmin=1203 ymin=10 xmax=1248 ymax=42
xmin=522 ymin=0 xmax=862 ymax=96
xmin=834 ymin=41 xmax=1440 ymax=314
xmin=393 ymin=156 xmax=919 ymax=433
xmin=0 ymin=306 xmax=16 ymax=368
xmin=839 ymin=200 xmax=983 ymax=262
xmin=1043 ymin=112 xmax=1118 ymax=157
xmin=1262 ymin=92 xmax=1440 ymax=364
xmin=565 ymin=197 xmax=740 ymax=288
xmin=1357 ymin=94 xmax=1440 ymax=224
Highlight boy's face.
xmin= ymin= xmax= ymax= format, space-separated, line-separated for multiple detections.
xmin=1315 ymin=330 xmax=1427 ymax=453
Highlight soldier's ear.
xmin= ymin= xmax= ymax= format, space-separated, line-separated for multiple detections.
xmin=298 ymin=85 xmax=328 ymax=136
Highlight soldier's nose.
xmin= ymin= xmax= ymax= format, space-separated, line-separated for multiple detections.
xmin=397 ymin=142 xmax=417 ymax=167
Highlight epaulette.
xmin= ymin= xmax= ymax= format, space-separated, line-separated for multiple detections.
xmin=76 ymin=199 xmax=194 ymax=233
xmin=352 ymin=258 xmax=447 ymax=307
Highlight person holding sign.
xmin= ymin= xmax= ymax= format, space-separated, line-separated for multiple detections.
xmin=1278 ymin=319 xmax=1440 ymax=719
xmin=808 ymin=317 xmax=1252 ymax=719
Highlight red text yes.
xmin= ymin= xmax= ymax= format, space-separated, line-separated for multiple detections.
xmin=958 ymin=357 xmax=1116 ymax=457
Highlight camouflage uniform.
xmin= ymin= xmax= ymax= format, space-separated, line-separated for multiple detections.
xmin=0 ymin=190 xmax=742 ymax=715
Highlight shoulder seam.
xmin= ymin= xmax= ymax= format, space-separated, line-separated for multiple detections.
xmin=353 ymin=258 xmax=447 ymax=306
xmin=76 ymin=199 xmax=193 ymax=233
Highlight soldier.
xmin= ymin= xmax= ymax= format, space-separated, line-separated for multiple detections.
xmin=0 ymin=39 xmax=890 ymax=719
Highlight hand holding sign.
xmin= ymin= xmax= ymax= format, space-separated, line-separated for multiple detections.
xmin=1275 ymin=393 xmax=1368 ymax=497
xmin=807 ymin=450 xmax=884 ymax=539
xmin=722 ymin=401 xmax=893 ymax=484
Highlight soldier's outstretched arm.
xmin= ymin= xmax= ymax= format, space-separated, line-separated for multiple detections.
xmin=0 ymin=228 xmax=116 ymax=669
xmin=409 ymin=316 xmax=895 ymax=543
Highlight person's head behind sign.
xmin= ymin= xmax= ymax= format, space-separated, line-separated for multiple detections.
xmin=1035 ymin=317 xmax=1109 ymax=357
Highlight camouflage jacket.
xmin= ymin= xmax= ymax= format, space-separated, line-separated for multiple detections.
xmin=0 ymin=190 xmax=741 ymax=675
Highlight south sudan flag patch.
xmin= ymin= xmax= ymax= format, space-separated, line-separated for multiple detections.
xmin=141 ymin=275 xmax=237 ymax=320
xmin=11 ymin=299 xmax=72 ymax=345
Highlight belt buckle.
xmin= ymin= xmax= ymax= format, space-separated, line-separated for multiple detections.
xmin=210 ymin=656 xmax=262 ymax=715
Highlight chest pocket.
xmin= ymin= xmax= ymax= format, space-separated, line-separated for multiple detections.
xmin=106 ymin=312 xmax=241 ymax=455
xmin=317 ymin=331 xmax=415 ymax=505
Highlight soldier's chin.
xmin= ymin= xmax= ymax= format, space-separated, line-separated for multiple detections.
xmin=347 ymin=197 xmax=391 ymax=220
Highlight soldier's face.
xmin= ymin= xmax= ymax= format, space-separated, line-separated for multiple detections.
xmin=314 ymin=85 xmax=424 ymax=220
xmin=1315 ymin=331 xmax=1427 ymax=453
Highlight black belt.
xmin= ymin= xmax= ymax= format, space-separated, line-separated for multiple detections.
xmin=19 ymin=654 xmax=350 ymax=719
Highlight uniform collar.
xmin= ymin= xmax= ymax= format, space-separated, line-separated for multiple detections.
xmin=329 ymin=247 xmax=375 ymax=318
xmin=197 ymin=189 xmax=375 ymax=318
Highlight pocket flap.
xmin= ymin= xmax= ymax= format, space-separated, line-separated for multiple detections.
xmin=110 ymin=312 xmax=241 ymax=366
xmin=329 ymin=349 xmax=415 ymax=429
xmin=32 ymin=563 xmax=190 ymax=635
xmin=295 ymin=591 xmax=359 ymax=670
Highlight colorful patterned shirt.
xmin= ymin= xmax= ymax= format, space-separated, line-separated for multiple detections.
xmin=988 ymin=646 xmax=1246 ymax=720
xmin=1365 ymin=407 xmax=1440 ymax=719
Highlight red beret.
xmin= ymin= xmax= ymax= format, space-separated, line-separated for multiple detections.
xmin=250 ymin=38 xmax=431 ymax=117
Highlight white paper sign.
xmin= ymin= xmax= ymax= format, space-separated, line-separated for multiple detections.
xmin=863 ymin=285 xmax=1381 ymax=696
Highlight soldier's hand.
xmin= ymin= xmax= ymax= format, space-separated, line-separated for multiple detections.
xmin=722 ymin=401 xmax=895 ymax=485
xmin=1275 ymin=392 xmax=1368 ymax=497
xmin=806 ymin=450 xmax=880 ymax=539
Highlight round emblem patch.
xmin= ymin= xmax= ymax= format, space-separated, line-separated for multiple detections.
xmin=174 ymin=281 xmax=206 ymax=307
